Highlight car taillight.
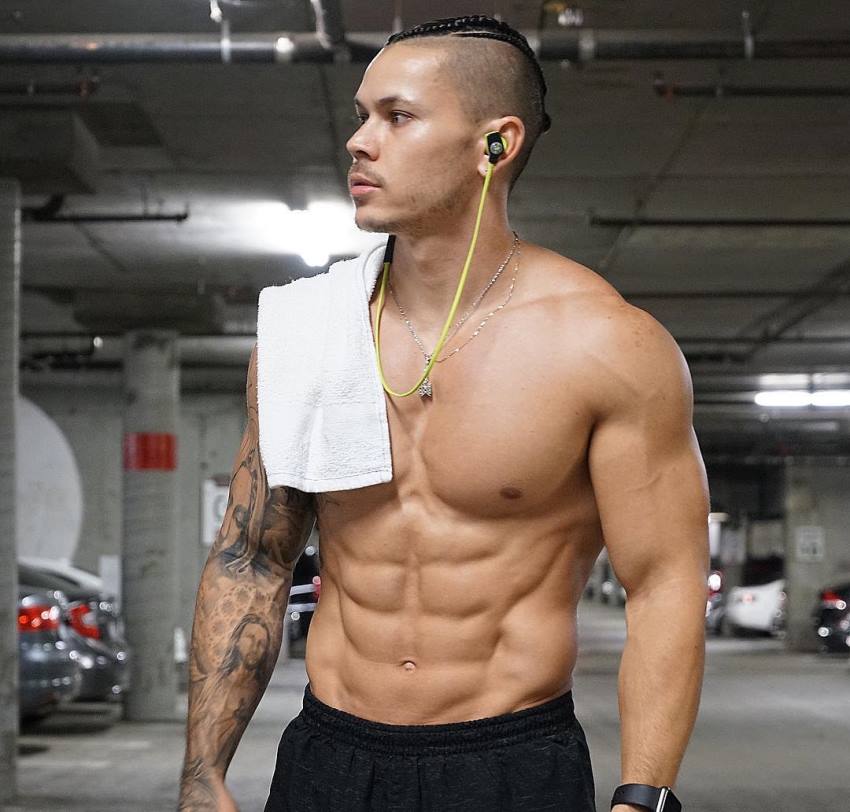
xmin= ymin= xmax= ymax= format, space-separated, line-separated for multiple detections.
xmin=67 ymin=602 xmax=101 ymax=639
xmin=821 ymin=590 xmax=848 ymax=611
xmin=312 ymin=575 xmax=321 ymax=601
xmin=18 ymin=604 xmax=61 ymax=632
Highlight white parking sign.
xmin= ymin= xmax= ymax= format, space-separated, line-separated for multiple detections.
xmin=794 ymin=525 xmax=825 ymax=563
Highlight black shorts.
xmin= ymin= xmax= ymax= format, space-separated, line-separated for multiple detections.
xmin=264 ymin=683 xmax=596 ymax=811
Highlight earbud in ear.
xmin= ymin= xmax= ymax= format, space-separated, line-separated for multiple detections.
xmin=485 ymin=132 xmax=508 ymax=164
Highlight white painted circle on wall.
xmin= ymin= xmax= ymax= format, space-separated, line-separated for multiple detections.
xmin=16 ymin=396 xmax=83 ymax=560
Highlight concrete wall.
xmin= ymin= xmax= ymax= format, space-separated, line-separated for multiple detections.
xmin=20 ymin=378 xmax=244 ymax=636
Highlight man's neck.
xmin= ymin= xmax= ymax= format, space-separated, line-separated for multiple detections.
xmin=384 ymin=212 xmax=518 ymax=336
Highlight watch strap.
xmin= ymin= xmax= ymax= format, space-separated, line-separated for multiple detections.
xmin=611 ymin=783 xmax=682 ymax=812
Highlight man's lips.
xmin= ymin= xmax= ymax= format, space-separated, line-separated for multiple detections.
xmin=349 ymin=173 xmax=381 ymax=195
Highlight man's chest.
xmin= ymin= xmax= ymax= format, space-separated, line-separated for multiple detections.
xmin=372 ymin=302 xmax=596 ymax=518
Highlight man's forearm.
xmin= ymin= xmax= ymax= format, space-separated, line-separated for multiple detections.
xmin=179 ymin=553 xmax=291 ymax=809
xmin=617 ymin=582 xmax=706 ymax=792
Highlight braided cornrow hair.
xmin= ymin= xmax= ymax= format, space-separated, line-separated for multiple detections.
xmin=386 ymin=15 xmax=551 ymax=133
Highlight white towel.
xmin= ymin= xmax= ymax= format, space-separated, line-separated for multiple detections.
xmin=256 ymin=241 xmax=393 ymax=492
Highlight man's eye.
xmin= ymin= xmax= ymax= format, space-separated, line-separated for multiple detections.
xmin=352 ymin=113 xmax=367 ymax=126
xmin=389 ymin=111 xmax=409 ymax=124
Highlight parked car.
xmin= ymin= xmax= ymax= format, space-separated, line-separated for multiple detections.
xmin=705 ymin=570 xmax=725 ymax=635
xmin=18 ymin=556 xmax=106 ymax=593
xmin=725 ymin=579 xmax=786 ymax=636
xmin=288 ymin=545 xmax=321 ymax=642
xmin=18 ymin=587 xmax=82 ymax=719
xmin=18 ymin=562 xmax=130 ymax=702
xmin=813 ymin=581 xmax=850 ymax=654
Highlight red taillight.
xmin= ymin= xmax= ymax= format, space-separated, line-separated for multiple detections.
xmin=18 ymin=604 xmax=61 ymax=632
xmin=67 ymin=602 xmax=101 ymax=639
xmin=312 ymin=575 xmax=321 ymax=601
xmin=821 ymin=590 xmax=848 ymax=610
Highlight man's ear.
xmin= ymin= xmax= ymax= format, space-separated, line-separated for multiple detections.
xmin=477 ymin=116 xmax=525 ymax=177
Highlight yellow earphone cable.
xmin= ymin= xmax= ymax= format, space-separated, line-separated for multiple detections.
xmin=374 ymin=159 xmax=496 ymax=398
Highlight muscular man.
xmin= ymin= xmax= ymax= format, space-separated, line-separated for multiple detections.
xmin=179 ymin=15 xmax=709 ymax=812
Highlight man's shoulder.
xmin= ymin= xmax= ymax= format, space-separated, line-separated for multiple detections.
xmin=531 ymin=248 xmax=688 ymax=406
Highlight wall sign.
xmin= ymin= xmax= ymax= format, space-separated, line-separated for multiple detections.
xmin=794 ymin=525 xmax=825 ymax=563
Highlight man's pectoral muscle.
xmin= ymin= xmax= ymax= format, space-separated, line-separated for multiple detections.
xmin=179 ymin=345 xmax=316 ymax=811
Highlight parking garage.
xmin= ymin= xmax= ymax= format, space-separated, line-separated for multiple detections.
xmin=1 ymin=2 xmax=850 ymax=811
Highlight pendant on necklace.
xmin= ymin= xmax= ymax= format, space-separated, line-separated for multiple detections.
xmin=418 ymin=355 xmax=433 ymax=399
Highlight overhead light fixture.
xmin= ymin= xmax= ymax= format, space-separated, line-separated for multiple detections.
xmin=235 ymin=199 xmax=382 ymax=268
xmin=811 ymin=390 xmax=850 ymax=407
xmin=753 ymin=389 xmax=850 ymax=407
xmin=754 ymin=390 xmax=812 ymax=407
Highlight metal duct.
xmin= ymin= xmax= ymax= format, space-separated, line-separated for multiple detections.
xmin=2 ymin=29 xmax=850 ymax=64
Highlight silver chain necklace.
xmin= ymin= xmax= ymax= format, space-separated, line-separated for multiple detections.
xmin=388 ymin=235 xmax=521 ymax=399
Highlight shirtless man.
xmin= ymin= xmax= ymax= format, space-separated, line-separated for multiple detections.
xmin=179 ymin=15 xmax=710 ymax=812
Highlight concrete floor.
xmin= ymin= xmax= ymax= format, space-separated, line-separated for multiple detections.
xmin=4 ymin=601 xmax=848 ymax=812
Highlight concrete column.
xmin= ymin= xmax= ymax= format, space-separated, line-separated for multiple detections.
xmin=783 ymin=460 xmax=850 ymax=652
xmin=122 ymin=330 xmax=180 ymax=720
xmin=0 ymin=180 xmax=21 ymax=802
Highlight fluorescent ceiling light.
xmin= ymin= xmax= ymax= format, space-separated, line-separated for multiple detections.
xmin=810 ymin=390 xmax=850 ymax=407
xmin=233 ymin=199 xmax=382 ymax=267
xmin=754 ymin=390 xmax=813 ymax=407
xmin=754 ymin=389 xmax=850 ymax=407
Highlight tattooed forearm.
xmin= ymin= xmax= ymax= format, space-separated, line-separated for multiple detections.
xmin=179 ymin=346 xmax=316 ymax=811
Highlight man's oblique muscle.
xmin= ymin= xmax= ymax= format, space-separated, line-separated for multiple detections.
xmin=179 ymin=346 xmax=315 ymax=809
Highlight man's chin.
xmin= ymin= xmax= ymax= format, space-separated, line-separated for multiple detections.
xmin=354 ymin=211 xmax=397 ymax=235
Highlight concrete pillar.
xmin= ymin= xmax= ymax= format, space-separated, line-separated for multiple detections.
xmin=122 ymin=330 xmax=180 ymax=720
xmin=783 ymin=460 xmax=850 ymax=652
xmin=0 ymin=180 xmax=21 ymax=802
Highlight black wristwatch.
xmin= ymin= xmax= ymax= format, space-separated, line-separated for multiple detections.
xmin=611 ymin=783 xmax=682 ymax=812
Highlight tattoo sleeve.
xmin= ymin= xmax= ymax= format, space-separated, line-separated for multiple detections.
xmin=178 ymin=345 xmax=316 ymax=810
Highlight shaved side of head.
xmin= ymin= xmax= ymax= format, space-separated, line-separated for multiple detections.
xmin=385 ymin=16 xmax=551 ymax=192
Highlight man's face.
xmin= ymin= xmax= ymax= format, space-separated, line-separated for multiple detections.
xmin=346 ymin=43 xmax=481 ymax=236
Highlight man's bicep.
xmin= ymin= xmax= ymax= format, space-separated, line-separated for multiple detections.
xmin=210 ymin=344 xmax=315 ymax=576
xmin=586 ymin=319 xmax=709 ymax=598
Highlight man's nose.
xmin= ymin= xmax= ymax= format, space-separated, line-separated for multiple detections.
xmin=346 ymin=125 xmax=377 ymax=162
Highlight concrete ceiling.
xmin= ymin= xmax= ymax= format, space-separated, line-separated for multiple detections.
xmin=3 ymin=0 xmax=850 ymax=458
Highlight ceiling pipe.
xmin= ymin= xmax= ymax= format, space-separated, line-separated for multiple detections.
xmin=654 ymin=78 xmax=850 ymax=98
xmin=2 ymin=29 xmax=850 ymax=64
xmin=309 ymin=0 xmax=346 ymax=50
xmin=20 ymin=334 xmax=255 ymax=366
xmin=0 ymin=76 xmax=100 ymax=96
xmin=22 ymin=194 xmax=189 ymax=223
xmin=624 ymin=290 xmax=850 ymax=299
xmin=590 ymin=215 xmax=850 ymax=227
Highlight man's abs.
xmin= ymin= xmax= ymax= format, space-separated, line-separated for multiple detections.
xmin=303 ymin=474 xmax=603 ymax=725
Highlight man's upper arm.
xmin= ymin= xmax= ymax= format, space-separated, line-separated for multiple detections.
xmin=210 ymin=344 xmax=316 ymax=577
xmin=586 ymin=305 xmax=710 ymax=597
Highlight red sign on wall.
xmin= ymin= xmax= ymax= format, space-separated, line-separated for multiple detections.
xmin=123 ymin=432 xmax=177 ymax=471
